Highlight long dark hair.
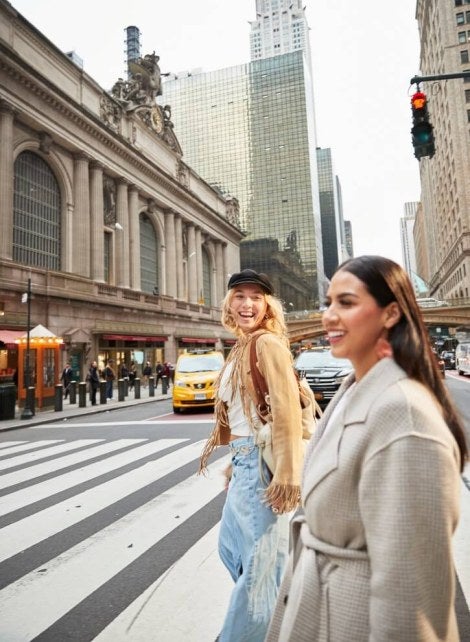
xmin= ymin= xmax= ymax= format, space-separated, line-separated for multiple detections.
xmin=338 ymin=255 xmax=467 ymax=471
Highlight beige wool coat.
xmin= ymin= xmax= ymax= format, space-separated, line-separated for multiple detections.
xmin=266 ymin=357 xmax=461 ymax=642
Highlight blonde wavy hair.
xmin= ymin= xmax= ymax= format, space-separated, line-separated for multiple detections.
xmin=220 ymin=288 xmax=288 ymax=342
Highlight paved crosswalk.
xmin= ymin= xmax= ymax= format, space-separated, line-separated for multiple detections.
xmin=0 ymin=436 xmax=232 ymax=641
xmin=0 ymin=437 xmax=469 ymax=641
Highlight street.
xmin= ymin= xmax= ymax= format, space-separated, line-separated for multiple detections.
xmin=0 ymin=377 xmax=469 ymax=641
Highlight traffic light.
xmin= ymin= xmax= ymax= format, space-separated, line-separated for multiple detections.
xmin=410 ymin=91 xmax=435 ymax=160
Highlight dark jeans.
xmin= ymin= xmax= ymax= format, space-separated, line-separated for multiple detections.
xmin=105 ymin=380 xmax=113 ymax=399
xmin=90 ymin=385 xmax=99 ymax=405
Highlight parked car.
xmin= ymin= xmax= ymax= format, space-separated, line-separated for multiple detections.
xmin=294 ymin=349 xmax=353 ymax=409
xmin=440 ymin=350 xmax=455 ymax=370
xmin=172 ymin=349 xmax=224 ymax=413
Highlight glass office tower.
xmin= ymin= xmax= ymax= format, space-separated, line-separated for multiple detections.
xmin=161 ymin=51 xmax=324 ymax=309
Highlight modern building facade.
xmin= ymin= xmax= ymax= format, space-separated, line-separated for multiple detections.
xmin=415 ymin=0 xmax=470 ymax=300
xmin=161 ymin=48 xmax=325 ymax=306
xmin=0 ymin=0 xmax=242 ymax=393
xmin=316 ymin=147 xmax=349 ymax=280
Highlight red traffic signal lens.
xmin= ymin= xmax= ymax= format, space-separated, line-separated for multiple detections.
xmin=411 ymin=91 xmax=427 ymax=110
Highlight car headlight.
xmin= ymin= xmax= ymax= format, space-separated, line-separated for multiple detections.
xmin=174 ymin=380 xmax=187 ymax=387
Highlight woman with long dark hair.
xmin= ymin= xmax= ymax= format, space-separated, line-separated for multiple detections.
xmin=267 ymin=255 xmax=467 ymax=642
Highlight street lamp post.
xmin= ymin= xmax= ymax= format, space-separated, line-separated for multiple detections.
xmin=21 ymin=277 xmax=34 ymax=420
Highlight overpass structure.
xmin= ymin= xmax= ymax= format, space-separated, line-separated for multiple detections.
xmin=286 ymin=303 xmax=470 ymax=344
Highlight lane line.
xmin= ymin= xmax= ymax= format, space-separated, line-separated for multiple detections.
xmin=0 ymin=440 xmax=63 ymax=458
xmin=0 ymin=440 xmax=206 ymax=562
xmin=0 ymin=439 xmax=185 ymax=516
xmin=0 ymin=458 xmax=227 ymax=641
xmin=0 ymin=442 xmax=27 ymax=451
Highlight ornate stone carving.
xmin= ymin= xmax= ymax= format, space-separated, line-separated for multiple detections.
xmin=225 ymin=196 xmax=240 ymax=228
xmin=103 ymin=176 xmax=117 ymax=225
xmin=100 ymin=95 xmax=121 ymax=131
xmin=176 ymin=159 xmax=189 ymax=187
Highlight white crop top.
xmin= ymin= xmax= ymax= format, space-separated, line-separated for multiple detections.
xmin=219 ymin=361 xmax=260 ymax=437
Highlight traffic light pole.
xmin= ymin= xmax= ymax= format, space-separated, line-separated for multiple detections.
xmin=411 ymin=71 xmax=470 ymax=85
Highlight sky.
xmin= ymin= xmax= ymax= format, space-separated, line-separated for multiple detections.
xmin=10 ymin=0 xmax=422 ymax=265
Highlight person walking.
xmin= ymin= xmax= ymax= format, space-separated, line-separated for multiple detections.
xmin=199 ymin=269 xmax=313 ymax=642
xmin=266 ymin=255 xmax=468 ymax=642
xmin=87 ymin=360 xmax=100 ymax=406
xmin=61 ymin=362 xmax=73 ymax=399
xmin=155 ymin=362 xmax=164 ymax=390
xmin=142 ymin=361 xmax=152 ymax=388
xmin=103 ymin=359 xmax=115 ymax=400
xmin=128 ymin=361 xmax=137 ymax=390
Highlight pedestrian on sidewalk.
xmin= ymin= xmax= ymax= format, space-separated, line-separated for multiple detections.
xmin=128 ymin=361 xmax=136 ymax=390
xmin=61 ymin=362 xmax=73 ymax=399
xmin=266 ymin=255 xmax=468 ymax=642
xmin=142 ymin=361 xmax=151 ymax=388
xmin=104 ymin=359 xmax=115 ymax=399
xmin=87 ymin=360 xmax=100 ymax=406
xmin=199 ymin=269 xmax=310 ymax=642
xmin=155 ymin=361 xmax=164 ymax=390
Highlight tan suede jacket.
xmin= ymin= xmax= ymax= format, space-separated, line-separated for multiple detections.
xmin=200 ymin=330 xmax=305 ymax=513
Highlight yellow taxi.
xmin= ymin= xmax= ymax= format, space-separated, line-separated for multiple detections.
xmin=172 ymin=349 xmax=224 ymax=413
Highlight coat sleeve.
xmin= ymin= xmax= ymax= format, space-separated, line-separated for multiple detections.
xmin=257 ymin=334 xmax=304 ymax=511
xmin=359 ymin=400 xmax=461 ymax=641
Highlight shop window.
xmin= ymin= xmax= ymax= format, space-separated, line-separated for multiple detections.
xmin=461 ymin=50 xmax=470 ymax=63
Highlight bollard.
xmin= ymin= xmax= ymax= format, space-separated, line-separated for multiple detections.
xmin=161 ymin=375 xmax=168 ymax=395
xmin=124 ymin=377 xmax=129 ymax=397
xmin=26 ymin=386 xmax=36 ymax=416
xmin=134 ymin=377 xmax=141 ymax=399
xmin=149 ymin=376 xmax=155 ymax=397
xmin=99 ymin=380 xmax=107 ymax=405
xmin=78 ymin=382 xmax=87 ymax=408
xmin=54 ymin=384 xmax=63 ymax=412
xmin=69 ymin=381 xmax=77 ymax=404
xmin=118 ymin=378 xmax=125 ymax=402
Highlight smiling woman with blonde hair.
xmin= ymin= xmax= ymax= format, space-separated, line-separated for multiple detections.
xmin=200 ymin=269 xmax=312 ymax=642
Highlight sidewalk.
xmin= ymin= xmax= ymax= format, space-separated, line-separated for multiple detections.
xmin=0 ymin=385 xmax=172 ymax=433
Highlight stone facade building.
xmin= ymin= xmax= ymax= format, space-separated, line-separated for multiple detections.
xmin=415 ymin=0 xmax=470 ymax=300
xmin=0 ymin=0 xmax=243 ymax=384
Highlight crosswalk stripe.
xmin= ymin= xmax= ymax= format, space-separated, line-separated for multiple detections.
xmin=0 ymin=439 xmax=186 ymax=517
xmin=0 ymin=438 xmax=146 ymax=491
xmin=0 ymin=441 xmax=28 ymax=452
xmin=94 ymin=523 xmax=230 ymax=642
xmin=0 ymin=439 xmax=103 ymax=471
xmin=0 ymin=457 xmax=227 ymax=641
xmin=0 ymin=440 xmax=206 ymax=563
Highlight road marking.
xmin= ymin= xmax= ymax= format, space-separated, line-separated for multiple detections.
xmin=0 ymin=458 xmax=227 ymax=641
xmin=0 ymin=441 xmax=28 ymax=451
xmin=0 ymin=439 xmax=103 ymax=471
xmin=94 ymin=522 xmax=231 ymax=642
xmin=0 ymin=440 xmax=207 ymax=562
xmin=0 ymin=439 xmax=185 ymax=516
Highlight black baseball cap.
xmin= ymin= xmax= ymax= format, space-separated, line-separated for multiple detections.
xmin=227 ymin=269 xmax=274 ymax=295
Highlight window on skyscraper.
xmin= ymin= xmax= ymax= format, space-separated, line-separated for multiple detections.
xmin=461 ymin=50 xmax=470 ymax=63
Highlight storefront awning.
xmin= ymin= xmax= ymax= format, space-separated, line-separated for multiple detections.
xmin=0 ymin=329 xmax=25 ymax=348
xmin=102 ymin=334 xmax=167 ymax=341
xmin=180 ymin=337 xmax=216 ymax=344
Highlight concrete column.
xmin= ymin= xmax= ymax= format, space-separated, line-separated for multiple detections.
xmin=175 ymin=215 xmax=184 ymax=300
xmin=128 ymin=186 xmax=140 ymax=290
xmin=187 ymin=224 xmax=197 ymax=303
xmin=215 ymin=241 xmax=225 ymax=305
xmin=0 ymin=102 xmax=15 ymax=260
xmin=89 ymin=163 xmax=105 ymax=281
xmin=73 ymin=154 xmax=91 ymax=277
xmin=164 ymin=210 xmax=177 ymax=298
xmin=195 ymin=227 xmax=204 ymax=304
xmin=116 ymin=180 xmax=130 ymax=287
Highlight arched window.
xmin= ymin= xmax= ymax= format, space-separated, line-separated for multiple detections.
xmin=202 ymin=247 xmax=212 ymax=306
xmin=140 ymin=213 xmax=159 ymax=293
xmin=13 ymin=151 xmax=61 ymax=269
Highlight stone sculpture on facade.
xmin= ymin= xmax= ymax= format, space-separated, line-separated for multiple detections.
xmin=108 ymin=51 xmax=181 ymax=153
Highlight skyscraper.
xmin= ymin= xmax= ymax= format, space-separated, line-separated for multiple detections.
xmin=400 ymin=202 xmax=418 ymax=280
xmin=160 ymin=3 xmax=325 ymax=308
xmin=316 ymin=147 xmax=348 ymax=280
xmin=415 ymin=0 xmax=470 ymax=300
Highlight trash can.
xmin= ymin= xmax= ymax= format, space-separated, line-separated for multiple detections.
xmin=0 ymin=383 xmax=16 ymax=420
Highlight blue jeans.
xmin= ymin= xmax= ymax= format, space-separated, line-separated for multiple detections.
xmin=105 ymin=380 xmax=113 ymax=399
xmin=218 ymin=436 xmax=290 ymax=642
